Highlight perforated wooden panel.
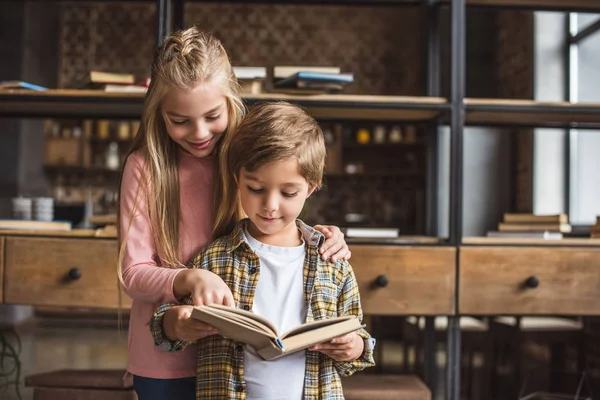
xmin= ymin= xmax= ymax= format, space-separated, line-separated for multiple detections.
xmin=58 ymin=2 xmax=423 ymax=95
xmin=185 ymin=3 xmax=423 ymax=95
xmin=59 ymin=2 xmax=156 ymax=88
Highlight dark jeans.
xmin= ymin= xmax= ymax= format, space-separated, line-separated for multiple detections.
xmin=133 ymin=375 xmax=196 ymax=400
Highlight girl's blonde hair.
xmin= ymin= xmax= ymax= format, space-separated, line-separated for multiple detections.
xmin=212 ymin=102 xmax=326 ymax=239
xmin=118 ymin=27 xmax=245 ymax=284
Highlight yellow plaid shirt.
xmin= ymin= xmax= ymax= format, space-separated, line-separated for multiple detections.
xmin=150 ymin=219 xmax=375 ymax=399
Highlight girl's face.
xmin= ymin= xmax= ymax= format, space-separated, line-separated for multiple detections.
xmin=238 ymin=157 xmax=315 ymax=247
xmin=161 ymin=82 xmax=229 ymax=158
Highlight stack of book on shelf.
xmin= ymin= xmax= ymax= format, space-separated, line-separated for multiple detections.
xmin=0 ymin=81 xmax=47 ymax=91
xmin=233 ymin=67 xmax=267 ymax=95
xmin=77 ymin=71 xmax=149 ymax=93
xmin=486 ymin=213 xmax=571 ymax=239
xmin=272 ymin=66 xmax=353 ymax=95
xmin=590 ymin=216 xmax=600 ymax=238
xmin=344 ymin=227 xmax=399 ymax=239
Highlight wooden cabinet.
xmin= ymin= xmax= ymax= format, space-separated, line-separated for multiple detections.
xmin=3 ymin=237 xmax=130 ymax=309
xmin=350 ymin=245 xmax=456 ymax=315
xmin=459 ymin=246 xmax=600 ymax=315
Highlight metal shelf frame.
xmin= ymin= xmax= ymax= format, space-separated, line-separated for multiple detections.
xmin=4 ymin=1 xmax=600 ymax=400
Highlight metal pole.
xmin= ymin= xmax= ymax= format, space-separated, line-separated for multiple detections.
xmin=155 ymin=0 xmax=172 ymax=48
xmin=423 ymin=0 xmax=441 ymax=397
xmin=447 ymin=0 xmax=465 ymax=399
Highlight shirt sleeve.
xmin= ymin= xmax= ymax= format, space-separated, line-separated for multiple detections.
xmin=150 ymin=296 xmax=195 ymax=352
xmin=119 ymin=153 xmax=184 ymax=304
xmin=332 ymin=262 xmax=376 ymax=376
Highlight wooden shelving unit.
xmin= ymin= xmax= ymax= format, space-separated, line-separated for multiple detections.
xmin=0 ymin=89 xmax=448 ymax=121
xmin=465 ymin=98 xmax=600 ymax=127
xmin=466 ymin=0 xmax=600 ymax=12
xmin=3 ymin=2 xmax=600 ymax=400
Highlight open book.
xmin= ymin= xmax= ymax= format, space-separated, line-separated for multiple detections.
xmin=191 ymin=304 xmax=364 ymax=361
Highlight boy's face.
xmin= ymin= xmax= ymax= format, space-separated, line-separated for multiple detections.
xmin=161 ymin=82 xmax=229 ymax=159
xmin=238 ymin=157 xmax=314 ymax=245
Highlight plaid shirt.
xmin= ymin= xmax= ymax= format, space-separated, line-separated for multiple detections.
xmin=150 ymin=219 xmax=375 ymax=399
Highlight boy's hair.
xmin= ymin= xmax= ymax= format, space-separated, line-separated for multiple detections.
xmin=213 ymin=102 xmax=326 ymax=238
xmin=118 ymin=26 xmax=245 ymax=280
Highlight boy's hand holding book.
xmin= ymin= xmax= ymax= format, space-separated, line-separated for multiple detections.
xmin=309 ymin=332 xmax=364 ymax=361
xmin=163 ymin=305 xmax=219 ymax=342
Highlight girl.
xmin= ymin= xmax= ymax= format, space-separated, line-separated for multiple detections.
xmin=118 ymin=26 xmax=351 ymax=400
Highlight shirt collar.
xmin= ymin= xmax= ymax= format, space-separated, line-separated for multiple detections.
xmin=224 ymin=218 xmax=324 ymax=253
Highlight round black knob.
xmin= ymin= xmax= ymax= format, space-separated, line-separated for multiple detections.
xmin=67 ymin=267 xmax=82 ymax=281
xmin=525 ymin=276 xmax=539 ymax=289
xmin=374 ymin=275 xmax=388 ymax=288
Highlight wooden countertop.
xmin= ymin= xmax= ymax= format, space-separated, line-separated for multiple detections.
xmin=0 ymin=229 xmax=447 ymax=245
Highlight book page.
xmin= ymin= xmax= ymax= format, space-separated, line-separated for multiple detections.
xmin=257 ymin=317 xmax=364 ymax=360
xmin=281 ymin=315 xmax=355 ymax=339
xmin=195 ymin=304 xmax=279 ymax=337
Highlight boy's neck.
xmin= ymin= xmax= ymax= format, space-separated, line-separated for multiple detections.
xmin=246 ymin=220 xmax=303 ymax=247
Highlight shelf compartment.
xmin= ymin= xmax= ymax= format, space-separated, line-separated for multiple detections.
xmin=466 ymin=0 xmax=600 ymax=12
xmin=465 ymin=98 xmax=600 ymax=128
xmin=246 ymin=93 xmax=448 ymax=121
xmin=0 ymin=90 xmax=448 ymax=121
xmin=463 ymin=236 xmax=600 ymax=247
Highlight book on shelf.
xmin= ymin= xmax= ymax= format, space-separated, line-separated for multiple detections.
xmin=344 ymin=227 xmax=399 ymax=238
xmin=102 ymin=84 xmax=148 ymax=93
xmin=273 ymin=66 xmax=341 ymax=80
xmin=503 ymin=213 xmax=568 ymax=224
xmin=191 ymin=304 xmax=364 ymax=361
xmin=274 ymin=72 xmax=354 ymax=92
xmin=0 ymin=219 xmax=72 ymax=231
xmin=497 ymin=222 xmax=572 ymax=233
xmin=77 ymin=70 xmax=136 ymax=89
xmin=486 ymin=231 xmax=563 ymax=239
xmin=233 ymin=66 xmax=267 ymax=95
xmin=0 ymin=81 xmax=47 ymax=91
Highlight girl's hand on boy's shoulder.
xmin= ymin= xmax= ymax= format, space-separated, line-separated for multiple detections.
xmin=174 ymin=269 xmax=235 ymax=307
xmin=313 ymin=225 xmax=351 ymax=263
xmin=308 ymin=331 xmax=364 ymax=362
xmin=163 ymin=305 xmax=219 ymax=342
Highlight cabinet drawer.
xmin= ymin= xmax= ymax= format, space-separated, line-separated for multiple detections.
xmin=350 ymin=246 xmax=456 ymax=315
xmin=4 ymin=237 xmax=130 ymax=309
xmin=459 ymin=247 xmax=600 ymax=315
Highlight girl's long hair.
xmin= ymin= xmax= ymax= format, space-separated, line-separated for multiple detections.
xmin=117 ymin=27 xmax=245 ymax=286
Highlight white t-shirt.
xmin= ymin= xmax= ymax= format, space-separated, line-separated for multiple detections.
xmin=243 ymin=228 xmax=307 ymax=400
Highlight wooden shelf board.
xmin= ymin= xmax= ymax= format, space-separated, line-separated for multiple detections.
xmin=0 ymin=90 xmax=447 ymax=121
xmin=465 ymin=98 xmax=600 ymax=127
xmin=347 ymin=235 xmax=447 ymax=245
xmin=0 ymin=229 xmax=116 ymax=238
xmin=463 ymin=236 xmax=600 ymax=246
xmin=467 ymin=0 xmax=600 ymax=11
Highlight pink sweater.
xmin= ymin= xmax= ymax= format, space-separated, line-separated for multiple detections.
xmin=120 ymin=149 xmax=214 ymax=379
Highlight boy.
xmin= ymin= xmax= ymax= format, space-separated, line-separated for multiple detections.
xmin=151 ymin=102 xmax=375 ymax=399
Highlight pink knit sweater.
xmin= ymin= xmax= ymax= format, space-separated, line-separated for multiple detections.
xmin=120 ymin=149 xmax=214 ymax=378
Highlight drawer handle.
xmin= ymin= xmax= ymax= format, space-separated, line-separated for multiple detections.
xmin=524 ymin=276 xmax=539 ymax=289
xmin=374 ymin=275 xmax=389 ymax=288
xmin=67 ymin=267 xmax=82 ymax=281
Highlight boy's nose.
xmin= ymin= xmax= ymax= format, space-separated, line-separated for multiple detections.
xmin=264 ymin=196 xmax=278 ymax=212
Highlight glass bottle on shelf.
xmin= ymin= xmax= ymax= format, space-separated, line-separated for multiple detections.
xmin=105 ymin=142 xmax=120 ymax=170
